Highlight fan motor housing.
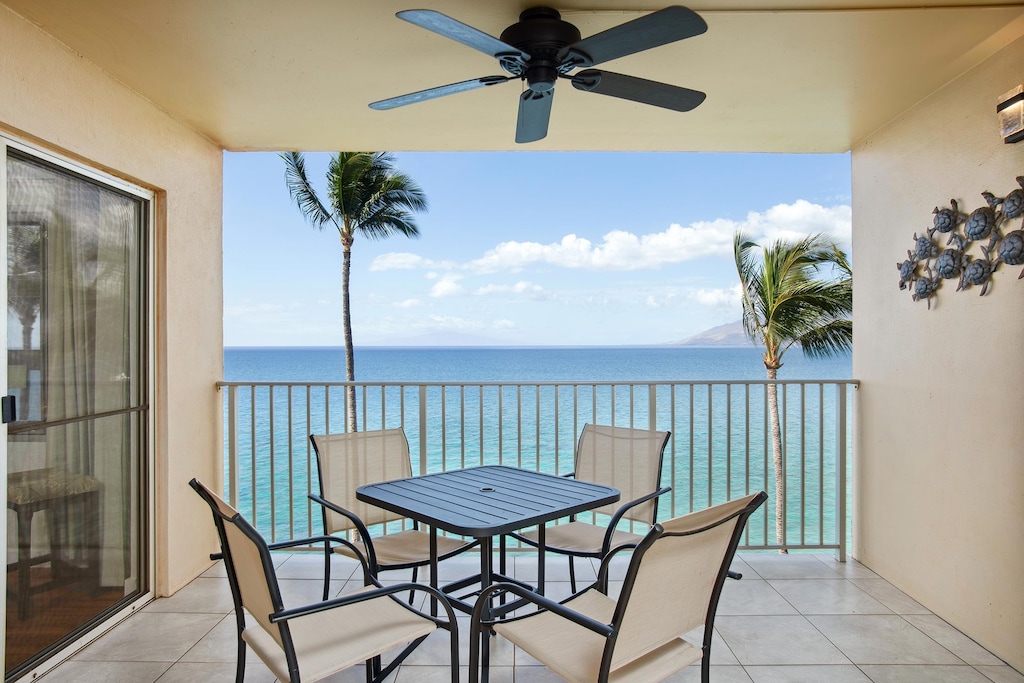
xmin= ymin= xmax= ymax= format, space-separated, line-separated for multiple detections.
xmin=499 ymin=8 xmax=581 ymax=92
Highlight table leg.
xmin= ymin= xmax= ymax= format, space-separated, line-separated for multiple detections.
xmin=480 ymin=535 xmax=493 ymax=683
xmin=430 ymin=528 xmax=439 ymax=617
xmin=537 ymin=524 xmax=546 ymax=597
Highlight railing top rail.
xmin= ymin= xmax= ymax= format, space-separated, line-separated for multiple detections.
xmin=216 ymin=379 xmax=860 ymax=389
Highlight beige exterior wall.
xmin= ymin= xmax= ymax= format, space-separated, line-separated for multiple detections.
xmin=852 ymin=36 xmax=1024 ymax=670
xmin=0 ymin=6 xmax=223 ymax=596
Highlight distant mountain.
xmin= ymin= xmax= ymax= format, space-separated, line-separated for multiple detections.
xmin=667 ymin=321 xmax=754 ymax=347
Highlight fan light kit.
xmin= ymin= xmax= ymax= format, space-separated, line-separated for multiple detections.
xmin=369 ymin=6 xmax=708 ymax=143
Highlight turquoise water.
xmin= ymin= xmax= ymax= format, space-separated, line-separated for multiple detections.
xmin=223 ymin=346 xmax=853 ymax=548
xmin=224 ymin=345 xmax=852 ymax=384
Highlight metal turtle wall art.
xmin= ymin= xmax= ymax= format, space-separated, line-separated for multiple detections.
xmin=898 ymin=174 xmax=1024 ymax=306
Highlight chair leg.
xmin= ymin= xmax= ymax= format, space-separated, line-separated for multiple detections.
xmin=16 ymin=508 xmax=33 ymax=620
xmin=568 ymin=556 xmax=577 ymax=594
xmin=409 ymin=566 xmax=419 ymax=605
xmin=235 ymin=634 xmax=246 ymax=683
xmin=322 ymin=545 xmax=332 ymax=601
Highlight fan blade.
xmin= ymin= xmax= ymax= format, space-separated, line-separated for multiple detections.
xmin=515 ymin=90 xmax=554 ymax=144
xmin=370 ymin=76 xmax=510 ymax=110
xmin=397 ymin=10 xmax=530 ymax=62
xmin=571 ymin=69 xmax=705 ymax=112
xmin=560 ymin=6 xmax=707 ymax=67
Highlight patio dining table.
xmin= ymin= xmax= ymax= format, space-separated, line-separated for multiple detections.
xmin=355 ymin=464 xmax=620 ymax=617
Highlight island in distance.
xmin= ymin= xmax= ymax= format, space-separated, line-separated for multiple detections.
xmin=666 ymin=320 xmax=753 ymax=347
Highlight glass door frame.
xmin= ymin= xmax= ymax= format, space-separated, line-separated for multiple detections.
xmin=0 ymin=133 xmax=156 ymax=681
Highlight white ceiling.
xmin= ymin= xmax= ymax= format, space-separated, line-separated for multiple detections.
xmin=4 ymin=0 xmax=1023 ymax=151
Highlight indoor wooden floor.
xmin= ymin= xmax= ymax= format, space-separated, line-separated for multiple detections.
xmin=5 ymin=567 xmax=123 ymax=675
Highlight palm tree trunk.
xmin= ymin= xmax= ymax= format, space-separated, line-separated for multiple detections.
xmin=341 ymin=241 xmax=357 ymax=432
xmin=766 ymin=366 xmax=786 ymax=553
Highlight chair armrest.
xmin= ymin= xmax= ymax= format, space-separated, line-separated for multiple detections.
xmin=470 ymin=582 xmax=614 ymax=636
xmin=595 ymin=543 xmax=639 ymax=592
xmin=309 ymin=493 xmax=380 ymax=571
xmin=270 ymin=581 xmax=459 ymax=631
xmin=601 ymin=485 xmax=671 ymax=553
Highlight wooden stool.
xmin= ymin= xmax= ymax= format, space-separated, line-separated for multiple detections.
xmin=7 ymin=468 xmax=101 ymax=621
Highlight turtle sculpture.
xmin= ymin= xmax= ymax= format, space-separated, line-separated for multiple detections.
xmin=958 ymin=248 xmax=996 ymax=295
xmin=996 ymin=229 xmax=1024 ymax=279
xmin=897 ymin=257 xmax=918 ymax=290
xmin=932 ymin=198 xmax=963 ymax=241
xmin=964 ymin=204 xmax=998 ymax=244
xmin=913 ymin=232 xmax=938 ymax=262
xmin=935 ymin=245 xmax=968 ymax=281
xmin=1002 ymin=177 xmax=1024 ymax=220
xmin=902 ymin=176 xmax=1024 ymax=305
xmin=912 ymin=268 xmax=941 ymax=308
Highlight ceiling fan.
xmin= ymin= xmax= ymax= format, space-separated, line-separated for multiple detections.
xmin=369 ymin=6 xmax=708 ymax=144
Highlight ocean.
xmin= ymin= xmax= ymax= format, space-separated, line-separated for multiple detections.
xmin=222 ymin=346 xmax=854 ymax=547
xmin=224 ymin=345 xmax=852 ymax=383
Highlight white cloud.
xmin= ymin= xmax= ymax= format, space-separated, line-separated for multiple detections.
xmin=749 ymin=200 xmax=852 ymax=248
xmin=689 ymin=284 xmax=743 ymax=308
xmin=463 ymin=200 xmax=850 ymax=274
xmin=370 ymin=252 xmax=427 ymax=271
xmin=395 ymin=299 xmax=421 ymax=308
xmin=475 ymin=281 xmax=545 ymax=298
xmin=492 ymin=319 xmax=516 ymax=330
xmin=429 ymin=273 xmax=465 ymax=298
xmin=370 ymin=253 xmax=457 ymax=271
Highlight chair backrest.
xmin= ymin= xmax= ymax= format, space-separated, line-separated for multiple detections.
xmin=573 ymin=424 xmax=670 ymax=523
xmin=190 ymin=478 xmax=288 ymax=649
xmin=606 ymin=491 xmax=767 ymax=673
xmin=310 ymin=429 xmax=414 ymax=533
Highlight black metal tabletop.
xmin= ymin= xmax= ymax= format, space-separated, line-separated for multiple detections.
xmin=356 ymin=465 xmax=620 ymax=537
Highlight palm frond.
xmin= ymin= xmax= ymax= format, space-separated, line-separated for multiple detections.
xmin=734 ymin=229 xmax=852 ymax=365
xmin=281 ymin=151 xmax=334 ymax=230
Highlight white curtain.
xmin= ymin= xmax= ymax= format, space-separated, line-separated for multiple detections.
xmin=9 ymin=156 xmax=142 ymax=590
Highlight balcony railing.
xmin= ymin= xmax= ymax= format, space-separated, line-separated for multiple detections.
xmin=217 ymin=379 xmax=857 ymax=559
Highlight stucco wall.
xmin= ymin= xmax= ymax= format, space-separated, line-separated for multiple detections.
xmin=852 ymin=36 xmax=1024 ymax=670
xmin=0 ymin=5 xmax=223 ymax=596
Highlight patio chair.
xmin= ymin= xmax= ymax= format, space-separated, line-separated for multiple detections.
xmin=509 ymin=423 xmax=671 ymax=592
xmin=189 ymin=478 xmax=459 ymax=683
xmin=309 ymin=429 xmax=477 ymax=592
xmin=470 ymin=491 xmax=768 ymax=683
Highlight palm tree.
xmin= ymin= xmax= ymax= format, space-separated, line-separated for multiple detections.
xmin=733 ymin=231 xmax=852 ymax=552
xmin=282 ymin=151 xmax=426 ymax=431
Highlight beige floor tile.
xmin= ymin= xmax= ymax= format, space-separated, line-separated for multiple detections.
xmin=718 ymin=578 xmax=800 ymax=616
xmin=903 ymin=614 xmax=1005 ymax=666
xmin=857 ymin=664 xmax=993 ymax=682
xmin=72 ymin=612 xmax=223 ymax=662
xmin=156 ymin=660 xmax=276 ymax=683
xmin=741 ymin=554 xmax=844 ymax=579
xmin=667 ymin=664 xmax=754 ymax=682
xmin=143 ymin=577 xmax=235 ymax=614
xmin=744 ymin=664 xmax=871 ymax=682
xmin=812 ymin=555 xmax=880 ymax=579
xmin=849 ymin=579 xmax=931 ymax=615
xmin=178 ymin=614 xmax=238 ymax=663
xmin=767 ymin=579 xmax=891 ymax=615
xmin=37 ymin=661 xmax=171 ymax=683
xmin=809 ymin=615 xmax=965 ymax=665
xmin=716 ymin=615 xmax=851 ymax=665
xmin=977 ymin=665 xmax=1024 ymax=683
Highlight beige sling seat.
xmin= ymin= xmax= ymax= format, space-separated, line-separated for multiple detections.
xmin=510 ymin=423 xmax=671 ymax=592
xmin=470 ymin=491 xmax=767 ymax=683
xmin=190 ymin=478 xmax=459 ymax=683
xmin=309 ymin=429 xmax=477 ymax=584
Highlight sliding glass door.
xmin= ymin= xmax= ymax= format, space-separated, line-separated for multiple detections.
xmin=3 ymin=144 xmax=149 ymax=680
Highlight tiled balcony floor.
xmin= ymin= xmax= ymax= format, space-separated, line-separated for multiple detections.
xmin=38 ymin=552 xmax=1022 ymax=683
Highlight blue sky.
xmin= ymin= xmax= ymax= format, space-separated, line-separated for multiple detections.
xmin=223 ymin=152 xmax=851 ymax=346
